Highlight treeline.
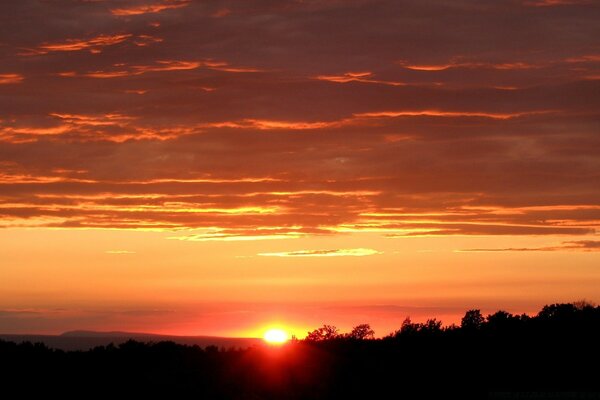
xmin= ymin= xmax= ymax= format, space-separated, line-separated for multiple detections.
xmin=1 ymin=302 xmax=599 ymax=399
xmin=303 ymin=301 xmax=600 ymax=341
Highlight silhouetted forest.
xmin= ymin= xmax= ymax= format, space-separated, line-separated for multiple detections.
xmin=2 ymin=302 xmax=599 ymax=399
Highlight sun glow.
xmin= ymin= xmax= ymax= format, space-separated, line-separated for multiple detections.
xmin=263 ymin=328 xmax=289 ymax=344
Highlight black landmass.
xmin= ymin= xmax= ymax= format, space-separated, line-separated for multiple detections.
xmin=1 ymin=302 xmax=599 ymax=399
xmin=0 ymin=331 xmax=261 ymax=351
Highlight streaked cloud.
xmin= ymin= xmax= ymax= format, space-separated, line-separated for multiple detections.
xmin=257 ymin=248 xmax=381 ymax=257
xmin=0 ymin=0 xmax=597 ymax=242
xmin=354 ymin=109 xmax=554 ymax=120
xmin=0 ymin=74 xmax=24 ymax=84
xmin=524 ymin=0 xmax=593 ymax=6
xmin=203 ymin=118 xmax=347 ymax=130
xmin=399 ymin=60 xmax=541 ymax=72
xmin=22 ymin=34 xmax=133 ymax=55
xmin=110 ymin=0 xmax=191 ymax=16
xmin=458 ymin=240 xmax=600 ymax=252
xmin=105 ymin=250 xmax=136 ymax=254
xmin=315 ymin=71 xmax=405 ymax=86
xmin=170 ymin=233 xmax=303 ymax=242
xmin=59 ymin=60 xmax=261 ymax=79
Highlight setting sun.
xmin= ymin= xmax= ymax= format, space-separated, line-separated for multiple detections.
xmin=263 ymin=328 xmax=289 ymax=344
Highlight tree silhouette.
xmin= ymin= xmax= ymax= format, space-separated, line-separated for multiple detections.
xmin=420 ymin=318 xmax=442 ymax=335
xmin=573 ymin=299 xmax=596 ymax=310
xmin=305 ymin=324 xmax=340 ymax=341
xmin=461 ymin=309 xmax=485 ymax=330
xmin=346 ymin=324 xmax=375 ymax=340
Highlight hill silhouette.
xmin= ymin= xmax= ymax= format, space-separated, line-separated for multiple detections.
xmin=0 ymin=331 xmax=261 ymax=351
xmin=60 ymin=330 xmax=164 ymax=337
xmin=1 ymin=302 xmax=599 ymax=399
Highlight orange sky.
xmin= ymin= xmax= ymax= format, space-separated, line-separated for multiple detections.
xmin=0 ymin=0 xmax=599 ymax=337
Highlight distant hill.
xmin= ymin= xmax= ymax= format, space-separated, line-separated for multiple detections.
xmin=0 ymin=331 xmax=262 ymax=351
xmin=60 ymin=330 xmax=164 ymax=338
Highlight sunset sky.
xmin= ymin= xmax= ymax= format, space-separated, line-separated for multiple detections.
xmin=1 ymin=0 xmax=599 ymax=338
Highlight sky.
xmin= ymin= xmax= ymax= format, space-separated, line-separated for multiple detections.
xmin=0 ymin=0 xmax=599 ymax=338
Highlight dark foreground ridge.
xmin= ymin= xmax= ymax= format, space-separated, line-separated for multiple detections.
xmin=1 ymin=302 xmax=599 ymax=399
xmin=0 ymin=331 xmax=261 ymax=351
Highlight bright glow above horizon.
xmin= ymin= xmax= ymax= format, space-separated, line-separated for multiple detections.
xmin=263 ymin=329 xmax=289 ymax=344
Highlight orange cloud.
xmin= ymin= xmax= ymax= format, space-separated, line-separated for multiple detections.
xmin=315 ymin=71 xmax=405 ymax=86
xmin=0 ymin=0 xmax=598 ymax=243
xmin=20 ymin=33 xmax=164 ymax=56
xmin=0 ymin=125 xmax=72 ymax=139
xmin=83 ymin=71 xmax=135 ymax=78
xmin=0 ymin=202 xmax=280 ymax=215
xmin=30 ymin=34 xmax=132 ymax=54
xmin=564 ymin=54 xmax=600 ymax=63
xmin=458 ymin=240 xmax=600 ymax=252
xmin=257 ymin=248 xmax=381 ymax=257
xmin=399 ymin=60 xmax=540 ymax=71
xmin=105 ymin=250 xmax=136 ymax=254
xmin=133 ymin=35 xmax=164 ymax=47
xmin=62 ymin=60 xmax=259 ymax=79
xmin=0 ymin=74 xmax=24 ymax=84
xmin=354 ymin=110 xmax=551 ymax=120
xmin=49 ymin=113 xmax=135 ymax=126
xmin=524 ymin=0 xmax=592 ymax=6
xmin=205 ymin=119 xmax=346 ymax=130
xmin=170 ymin=232 xmax=303 ymax=242
xmin=401 ymin=64 xmax=453 ymax=71
xmin=0 ymin=173 xmax=95 ymax=184
xmin=0 ymin=113 xmax=191 ymax=143
xmin=134 ymin=177 xmax=282 ymax=184
xmin=211 ymin=8 xmax=231 ymax=18
xmin=132 ymin=60 xmax=202 ymax=73
xmin=111 ymin=0 xmax=191 ymax=16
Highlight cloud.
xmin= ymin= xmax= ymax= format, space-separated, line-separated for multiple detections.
xmin=0 ymin=74 xmax=24 ymax=84
xmin=458 ymin=240 xmax=600 ymax=252
xmin=105 ymin=250 xmax=136 ymax=254
xmin=0 ymin=112 xmax=195 ymax=142
xmin=50 ymin=113 xmax=135 ymax=126
xmin=257 ymin=248 xmax=382 ymax=257
xmin=21 ymin=34 xmax=133 ymax=55
xmin=398 ymin=60 xmax=541 ymax=72
xmin=0 ymin=0 xmax=598 ymax=239
xmin=354 ymin=109 xmax=554 ymax=120
xmin=315 ymin=71 xmax=405 ymax=86
xmin=59 ymin=60 xmax=261 ymax=79
xmin=110 ymin=0 xmax=191 ymax=16
xmin=203 ymin=118 xmax=347 ymax=130
xmin=524 ymin=0 xmax=593 ymax=6
xmin=170 ymin=233 xmax=303 ymax=242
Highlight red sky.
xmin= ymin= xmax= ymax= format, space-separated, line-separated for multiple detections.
xmin=0 ymin=0 xmax=599 ymax=338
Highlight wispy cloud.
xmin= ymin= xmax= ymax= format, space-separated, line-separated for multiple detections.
xmin=203 ymin=118 xmax=346 ymax=130
xmin=110 ymin=0 xmax=191 ymax=16
xmin=523 ymin=0 xmax=593 ymax=6
xmin=354 ymin=109 xmax=554 ymax=120
xmin=457 ymin=240 xmax=600 ymax=252
xmin=105 ymin=250 xmax=136 ymax=254
xmin=0 ymin=74 xmax=24 ymax=84
xmin=59 ymin=60 xmax=261 ymax=79
xmin=398 ymin=60 xmax=541 ymax=71
xmin=171 ymin=234 xmax=302 ymax=242
xmin=258 ymin=248 xmax=381 ymax=257
xmin=169 ymin=228 xmax=305 ymax=242
xmin=21 ymin=34 xmax=133 ymax=55
xmin=315 ymin=71 xmax=405 ymax=86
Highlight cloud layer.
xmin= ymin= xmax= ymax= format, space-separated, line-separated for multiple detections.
xmin=0 ymin=0 xmax=599 ymax=244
